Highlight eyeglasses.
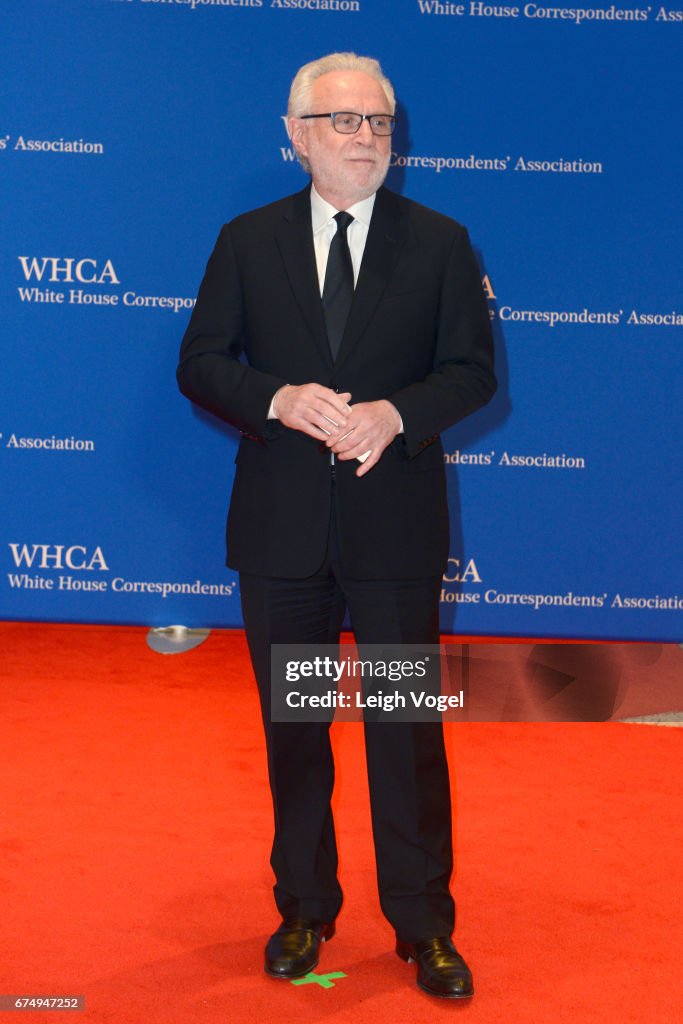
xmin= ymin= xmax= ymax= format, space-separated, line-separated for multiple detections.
xmin=300 ymin=112 xmax=397 ymax=136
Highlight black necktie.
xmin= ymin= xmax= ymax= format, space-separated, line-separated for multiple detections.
xmin=322 ymin=211 xmax=354 ymax=360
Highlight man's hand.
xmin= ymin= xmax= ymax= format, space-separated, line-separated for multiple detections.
xmin=328 ymin=400 xmax=402 ymax=477
xmin=273 ymin=384 xmax=352 ymax=441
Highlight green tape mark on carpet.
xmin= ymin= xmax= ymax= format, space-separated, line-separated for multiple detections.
xmin=290 ymin=971 xmax=347 ymax=989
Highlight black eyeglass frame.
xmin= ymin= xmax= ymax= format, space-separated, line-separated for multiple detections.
xmin=300 ymin=112 xmax=397 ymax=136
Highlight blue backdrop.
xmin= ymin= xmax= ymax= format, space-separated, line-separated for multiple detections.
xmin=2 ymin=0 xmax=681 ymax=639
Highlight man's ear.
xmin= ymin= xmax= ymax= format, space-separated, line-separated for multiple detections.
xmin=288 ymin=117 xmax=307 ymax=159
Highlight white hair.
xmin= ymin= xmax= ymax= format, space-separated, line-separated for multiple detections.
xmin=288 ymin=52 xmax=395 ymax=117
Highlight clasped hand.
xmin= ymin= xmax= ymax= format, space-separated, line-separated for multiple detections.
xmin=273 ymin=383 xmax=401 ymax=477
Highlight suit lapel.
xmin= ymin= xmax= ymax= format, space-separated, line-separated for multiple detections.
xmin=274 ymin=186 xmax=409 ymax=372
xmin=335 ymin=187 xmax=407 ymax=370
xmin=275 ymin=186 xmax=333 ymax=368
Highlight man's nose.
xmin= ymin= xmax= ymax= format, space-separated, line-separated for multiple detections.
xmin=354 ymin=118 xmax=375 ymax=143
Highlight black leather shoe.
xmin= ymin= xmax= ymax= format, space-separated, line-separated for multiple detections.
xmin=396 ymin=936 xmax=474 ymax=999
xmin=264 ymin=918 xmax=335 ymax=979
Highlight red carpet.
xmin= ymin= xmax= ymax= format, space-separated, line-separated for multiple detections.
xmin=1 ymin=623 xmax=681 ymax=1023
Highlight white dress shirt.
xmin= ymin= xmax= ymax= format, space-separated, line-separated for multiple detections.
xmin=268 ymin=185 xmax=403 ymax=443
xmin=310 ymin=184 xmax=375 ymax=291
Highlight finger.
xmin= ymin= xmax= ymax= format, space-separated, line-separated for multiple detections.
xmin=320 ymin=412 xmax=349 ymax=430
xmin=355 ymin=448 xmax=381 ymax=477
xmin=319 ymin=419 xmax=348 ymax=438
xmin=329 ymin=431 xmax=370 ymax=456
xmin=300 ymin=410 xmax=347 ymax=435
xmin=319 ymin=394 xmax=353 ymax=423
xmin=299 ymin=421 xmax=339 ymax=441
xmin=335 ymin=438 xmax=373 ymax=460
xmin=298 ymin=397 xmax=350 ymax=428
xmin=308 ymin=386 xmax=351 ymax=402
xmin=315 ymin=391 xmax=352 ymax=417
xmin=289 ymin=407 xmax=340 ymax=437
xmin=326 ymin=426 xmax=355 ymax=448
xmin=283 ymin=386 xmax=350 ymax=420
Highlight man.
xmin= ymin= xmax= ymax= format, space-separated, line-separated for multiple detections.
xmin=177 ymin=52 xmax=496 ymax=999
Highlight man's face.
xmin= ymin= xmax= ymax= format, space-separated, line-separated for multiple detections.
xmin=289 ymin=70 xmax=393 ymax=207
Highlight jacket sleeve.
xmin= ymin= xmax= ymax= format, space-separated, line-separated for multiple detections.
xmin=388 ymin=225 xmax=496 ymax=459
xmin=176 ymin=223 xmax=287 ymax=437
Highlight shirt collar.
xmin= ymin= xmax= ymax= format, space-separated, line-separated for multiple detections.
xmin=310 ymin=184 xmax=376 ymax=234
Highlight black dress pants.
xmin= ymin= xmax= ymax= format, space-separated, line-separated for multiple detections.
xmin=239 ymin=489 xmax=455 ymax=944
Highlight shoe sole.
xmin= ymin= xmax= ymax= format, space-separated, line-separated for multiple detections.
xmin=264 ymin=958 xmax=320 ymax=980
xmin=416 ymin=977 xmax=474 ymax=999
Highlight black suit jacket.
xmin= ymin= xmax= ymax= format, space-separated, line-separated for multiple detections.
xmin=177 ymin=185 xmax=496 ymax=580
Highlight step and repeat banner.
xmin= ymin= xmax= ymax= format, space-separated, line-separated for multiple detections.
xmin=1 ymin=0 xmax=681 ymax=639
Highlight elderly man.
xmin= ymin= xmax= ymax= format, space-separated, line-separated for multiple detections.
xmin=177 ymin=52 xmax=495 ymax=999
